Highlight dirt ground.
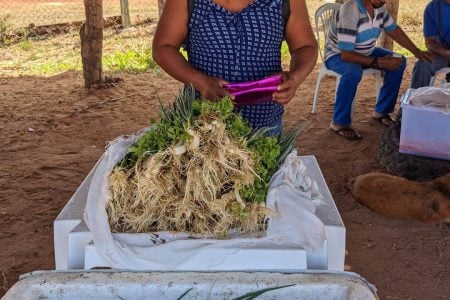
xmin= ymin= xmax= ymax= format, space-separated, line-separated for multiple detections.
xmin=0 ymin=61 xmax=449 ymax=299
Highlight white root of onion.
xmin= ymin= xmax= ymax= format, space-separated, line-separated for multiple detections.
xmin=107 ymin=115 xmax=270 ymax=237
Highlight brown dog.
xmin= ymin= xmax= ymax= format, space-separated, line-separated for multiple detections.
xmin=350 ymin=173 xmax=450 ymax=223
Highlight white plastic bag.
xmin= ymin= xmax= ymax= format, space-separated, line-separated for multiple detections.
xmin=410 ymin=87 xmax=450 ymax=113
xmin=266 ymin=152 xmax=326 ymax=251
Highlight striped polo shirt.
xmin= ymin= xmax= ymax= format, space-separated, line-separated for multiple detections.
xmin=325 ymin=0 xmax=397 ymax=60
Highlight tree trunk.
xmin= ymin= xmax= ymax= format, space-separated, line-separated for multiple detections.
xmin=81 ymin=0 xmax=104 ymax=88
xmin=380 ymin=0 xmax=400 ymax=50
xmin=158 ymin=0 xmax=166 ymax=17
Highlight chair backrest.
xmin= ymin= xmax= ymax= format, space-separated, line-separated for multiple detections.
xmin=315 ymin=2 xmax=341 ymax=63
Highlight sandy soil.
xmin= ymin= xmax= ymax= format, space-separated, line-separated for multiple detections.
xmin=0 ymin=62 xmax=449 ymax=299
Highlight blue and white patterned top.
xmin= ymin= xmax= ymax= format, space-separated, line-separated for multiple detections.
xmin=186 ymin=0 xmax=285 ymax=128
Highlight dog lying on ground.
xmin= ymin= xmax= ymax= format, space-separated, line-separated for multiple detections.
xmin=349 ymin=173 xmax=450 ymax=223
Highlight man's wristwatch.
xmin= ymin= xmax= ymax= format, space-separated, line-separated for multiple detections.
xmin=370 ymin=57 xmax=379 ymax=69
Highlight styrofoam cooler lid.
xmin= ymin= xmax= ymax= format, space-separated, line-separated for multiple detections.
xmin=3 ymin=270 xmax=378 ymax=300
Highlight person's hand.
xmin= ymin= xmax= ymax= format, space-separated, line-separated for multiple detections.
xmin=272 ymin=72 xmax=301 ymax=105
xmin=377 ymin=56 xmax=404 ymax=70
xmin=195 ymin=75 xmax=230 ymax=101
xmin=414 ymin=50 xmax=434 ymax=63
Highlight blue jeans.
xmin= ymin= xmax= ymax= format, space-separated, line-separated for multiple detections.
xmin=325 ymin=47 xmax=407 ymax=126
xmin=411 ymin=55 xmax=450 ymax=88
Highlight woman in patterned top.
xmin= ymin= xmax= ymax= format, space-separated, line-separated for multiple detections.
xmin=152 ymin=0 xmax=317 ymax=135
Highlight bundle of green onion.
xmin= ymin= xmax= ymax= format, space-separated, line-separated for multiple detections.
xmin=106 ymin=87 xmax=301 ymax=238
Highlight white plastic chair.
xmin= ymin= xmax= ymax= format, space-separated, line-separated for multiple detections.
xmin=430 ymin=67 xmax=450 ymax=86
xmin=312 ymin=3 xmax=382 ymax=113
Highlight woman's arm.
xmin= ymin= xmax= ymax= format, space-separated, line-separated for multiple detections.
xmin=152 ymin=0 xmax=229 ymax=100
xmin=273 ymin=0 xmax=318 ymax=105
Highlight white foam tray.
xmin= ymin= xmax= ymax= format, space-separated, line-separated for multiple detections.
xmin=54 ymin=155 xmax=345 ymax=271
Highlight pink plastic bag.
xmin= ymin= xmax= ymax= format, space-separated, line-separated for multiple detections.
xmin=224 ymin=74 xmax=282 ymax=107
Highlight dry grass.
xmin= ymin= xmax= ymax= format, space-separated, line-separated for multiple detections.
xmin=396 ymin=0 xmax=429 ymax=54
xmin=0 ymin=0 xmax=157 ymax=28
xmin=0 ymin=24 xmax=157 ymax=76
xmin=0 ymin=0 xmax=431 ymax=77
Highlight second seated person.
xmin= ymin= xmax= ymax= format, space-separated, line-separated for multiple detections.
xmin=411 ymin=0 xmax=450 ymax=88
xmin=324 ymin=0 xmax=433 ymax=140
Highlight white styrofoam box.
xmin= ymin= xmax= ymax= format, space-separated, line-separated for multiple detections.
xmin=399 ymin=88 xmax=450 ymax=161
xmin=84 ymin=243 xmax=307 ymax=271
xmin=301 ymin=156 xmax=346 ymax=271
xmin=4 ymin=270 xmax=378 ymax=300
xmin=54 ymin=159 xmax=98 ymax=270
xmin=54 ymin=155 xmax=345 ymax=271
xmin=441 ymin=82 xmax=450 ymax=89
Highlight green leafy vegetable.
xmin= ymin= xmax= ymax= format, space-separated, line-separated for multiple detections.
xmin=117 ymin=86 xmax=303 ymax=205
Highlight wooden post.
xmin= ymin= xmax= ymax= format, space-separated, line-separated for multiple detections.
xmin=380 ymin=0 xmax=400 ymax=50
xmin=158 ymin=0 xmax=166 ymax=18
xmin=120 ymin=0 xmax=131 ymax=28
xmin=81 ymin=0 xmax=104 ymax=87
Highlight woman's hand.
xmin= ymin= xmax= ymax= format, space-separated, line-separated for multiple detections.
xmin=195 ymin=75 xmax=230 ymax=101
xmin=272 ymin=72 xmax=301 ymax=105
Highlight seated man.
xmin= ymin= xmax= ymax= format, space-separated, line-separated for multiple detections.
xmin=411 ymin=0 xmax=450 ymax=88
xmin=325 ymin=0 xmax=433 ymax=140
